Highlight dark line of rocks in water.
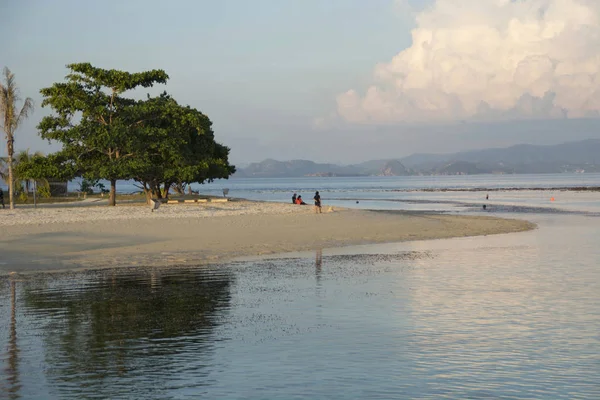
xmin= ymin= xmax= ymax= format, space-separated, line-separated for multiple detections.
xmin=392 ymin=187 xmax=600 ymax=192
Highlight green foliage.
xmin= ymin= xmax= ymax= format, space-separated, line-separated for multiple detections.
xmin=96 ymin=181 xmax=108 ymax=194
xmin=17 ymin=182 xmax=27 ymax=202
xmin=36 ymin=182 xmax=52 ymax=198
xmin=38 ymin=63 xmax=169 ymax=205
xmin=8 ymin=150 xmax=54 ymax=202
xmin=130 ymin=94 xmax=235 ymax=198
xmin=79 ymin=178 xmax=108 ymax=194
xmin=79 ymin=178 xmax=96 ymax=194
xmin=13 ymin=149 xmax=45 ymax=184
xmin=36 ymin=63 xmax=234 ymax=204
xmin=14 ymin=152 xmax=76 ymax=181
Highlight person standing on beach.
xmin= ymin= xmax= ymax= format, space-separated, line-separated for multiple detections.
xmin=0 ymin=187 xmax=4 ymax=209
xmin=292 ymin=193 xmax=297 ymax=204
xmin=313 ymin=191 xmax=321 ymax=213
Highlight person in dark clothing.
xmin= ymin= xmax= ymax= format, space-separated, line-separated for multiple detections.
xmin=313 ymin=191 xmax=321 ymax=213
xmin=0 ymin=187 xmax=4 ymax=209
xmin=292 ymin=193 xmax=297 ymax=204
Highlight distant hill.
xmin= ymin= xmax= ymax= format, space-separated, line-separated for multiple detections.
xmin=379 ymin=160 xmax=411 ymax=176
xmin=401 ymin=139 xmax=600 ymax=172
xmin=234 ymin=159 xmax=362 ymax=178
xmin=234 ymin=139 xmax=600 ymax=177
xmin=434 ymin=161 xmax=484 ymax=175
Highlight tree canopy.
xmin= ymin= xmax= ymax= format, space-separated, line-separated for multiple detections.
xmin=35 ymin=63 xmax=234 ymax=205
xmin=130 ymin=93 xmax=235 ymax=200
xmin=38 ymin=63 xmax=169 ymax=205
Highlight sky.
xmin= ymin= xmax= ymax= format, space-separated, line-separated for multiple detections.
xmin=2 ymin=0 xmax=600 ymax=165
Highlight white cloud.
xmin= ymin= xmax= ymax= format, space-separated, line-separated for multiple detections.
xmin=331 ymin=0 xmax=600 ymax=124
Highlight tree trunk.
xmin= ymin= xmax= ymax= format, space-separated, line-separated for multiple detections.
xmin=152 ymin=182 xmax=162 ymax=199
xmin=163 ymin=182 xmax=171 ymax=200
xmin=7 ymin=139 xmax=14 ymax=210
xmin=144 ymin=186 xmax=153 ymax=204
xmin=141 ymin=182 xmax=152 ymax=205
xmin=109 ymin=179 xmax=117 ymax=206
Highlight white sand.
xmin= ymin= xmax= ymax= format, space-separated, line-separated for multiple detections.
xmin=0 ymin=200 xmax=308 ymax=226
xmin=0 ymin=201 xmax=535 ymax=273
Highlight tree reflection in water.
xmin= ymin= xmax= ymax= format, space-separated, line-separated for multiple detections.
xmin=22 ymin=266 xmax=233 ymax=398
xmin=1 ymin=277 xmax=21 ymax=400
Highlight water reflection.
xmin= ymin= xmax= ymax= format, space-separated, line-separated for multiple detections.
xmin=13 ymin=267 xmax=233 ymax=399
xmin=1 ymin=216 xmax=599 ymax=399
xmin=315 ymin=249 xmax=322 ymax=287
xmin=2 ymin=277 xmax=20 ymax=399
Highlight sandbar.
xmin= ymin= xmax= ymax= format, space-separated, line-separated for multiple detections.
xmin=0 ymin=200 xmax=535 ymax=274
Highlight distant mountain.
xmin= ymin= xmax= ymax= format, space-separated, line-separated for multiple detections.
xmin=343 ymin=159 xmax=412 ymax=176
xmin=234 ymin=139 xmax=600 ymax=177
xmin=348 ymin=159 xmax=395 ymax=174
xmin=434 ymin=161 xmax=486 ymax=175
xmin=380 ymin=160 xmax=411 ymax=176
xmin=234 ymin=159 xmax=362 ymax=178
xmin=401 ymin=139 xmax=600 ymax=171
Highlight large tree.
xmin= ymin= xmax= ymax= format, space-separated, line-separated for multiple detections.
xmin=0 ymin=67 xmax=34 ymax=209
xmin=130 ymin=94 xmax=235 ymax=202
xmin=38 ymin=63 xmax=168 ymax=206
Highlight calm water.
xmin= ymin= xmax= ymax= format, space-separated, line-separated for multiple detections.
xmin=142 ymin=173 xmax=600 ymax=214
xmin=1 ymin=175 xmax=600 ymax=399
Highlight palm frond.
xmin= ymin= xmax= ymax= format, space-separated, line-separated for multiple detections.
xmin=1 ymin=67 xmax=30 ymax=135
xmin=0 ymin=79 xmax=9 ymax=133
xmin=15 ymin=97 xmax=34 ymax=130
xmin=0 ymin=157 xmax=7 ymax=181
xmin=16 ymin=149 xmax=32 ymax=163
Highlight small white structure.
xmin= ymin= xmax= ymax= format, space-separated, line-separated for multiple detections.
xmin=151 ymin=199 xmax=161 ymax=212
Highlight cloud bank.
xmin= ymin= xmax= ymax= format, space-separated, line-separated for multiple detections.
xmin=332 ymin=0 xmax=600 ymax=124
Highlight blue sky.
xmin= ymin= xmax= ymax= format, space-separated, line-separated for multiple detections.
xmin=2 ymin=0 xmax=600 ymax=164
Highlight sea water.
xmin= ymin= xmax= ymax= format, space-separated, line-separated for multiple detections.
xmin=178 ymin=173 xmax=600 ymax=214
xmin=1 ymin=174 xmax=599 ymax=399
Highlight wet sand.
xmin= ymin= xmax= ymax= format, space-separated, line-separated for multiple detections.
xmin=0 ymin=201 xmax=535 ymax=273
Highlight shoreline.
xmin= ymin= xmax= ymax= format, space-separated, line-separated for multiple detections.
xmin=392 ymin=186 xmax=600 ymax=192
xmin=0 ymin=200 xmax=536 ymax=275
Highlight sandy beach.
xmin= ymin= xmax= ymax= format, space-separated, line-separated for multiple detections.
xmin=0 ymin=200 xmax=535 ymax=274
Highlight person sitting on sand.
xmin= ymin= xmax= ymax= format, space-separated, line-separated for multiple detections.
xmin=295 ymin=195 xmax=306 ymax=205
xmin=292 ymin=193 xmax=297 ymax=204
xmin=313 ymin=191 xmax=321 ymax=213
